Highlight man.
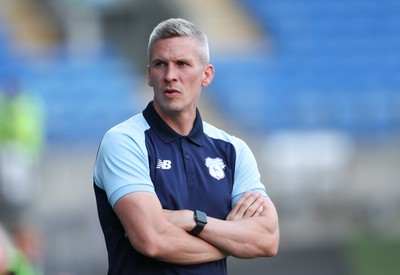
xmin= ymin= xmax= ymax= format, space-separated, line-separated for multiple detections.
xmin=93 ymin=18 xmax=279 ymax=274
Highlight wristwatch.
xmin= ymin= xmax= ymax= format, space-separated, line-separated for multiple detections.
xmin=190 ymin=210 xmax=208 ymax=236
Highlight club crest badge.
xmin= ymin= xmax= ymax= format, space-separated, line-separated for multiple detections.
xmin=205 ymin=157 xmax=226 ymax=180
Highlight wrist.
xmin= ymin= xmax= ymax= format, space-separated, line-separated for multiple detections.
xmin=190 ymin=210 xmax=208 ymax=236
xmin=183 ymin=210 xmax=197 ymax=232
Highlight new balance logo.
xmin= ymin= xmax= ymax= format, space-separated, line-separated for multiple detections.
xmin=156 ymin=159 xmax=172 ymax=169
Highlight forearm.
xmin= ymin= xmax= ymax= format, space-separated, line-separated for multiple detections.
xmin=166 ymin=197 xmax=279 ymax=259
xmin=199 ymin=214 xmax=279 ymax=258
xmin=142 ymin=224 xmax=228 ymax=264
xmin=115 ymin=192 xmax=227 ymax=265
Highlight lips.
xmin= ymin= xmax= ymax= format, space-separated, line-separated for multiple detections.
xmin=164 ymin=88 xmax=180 ymax=95
xmin=165 ymin=87 xmax=179 ymax=92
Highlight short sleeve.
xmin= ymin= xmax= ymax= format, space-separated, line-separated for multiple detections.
xmin=93 ymin=124 xmax=155 ymax=207
xmin=231 ymin=138 xmax=267 ymax=207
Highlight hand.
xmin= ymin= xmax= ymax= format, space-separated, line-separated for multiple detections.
xmin=226 ymin=192 xmax=264 ymax=221
xmin=163 ymin=209 xmax=195 ymax=232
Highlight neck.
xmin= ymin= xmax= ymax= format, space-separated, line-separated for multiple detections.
xmin=152 ymin=102 xmax=197 ymax=136
xmin=161 ymin=111 xmax=196 ymax=136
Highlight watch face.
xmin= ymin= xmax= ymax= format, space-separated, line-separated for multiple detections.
xmin=196 ymin=210 xmax=207 ymax=224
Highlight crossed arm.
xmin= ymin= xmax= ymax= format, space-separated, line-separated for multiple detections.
xmin=114 ymin=191 xmax=279 ymax=265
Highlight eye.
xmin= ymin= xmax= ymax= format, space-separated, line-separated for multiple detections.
xmin=154 ymin=61 xmax=167 ymax=67
xmin=177 ymin=61 xmax=189 ymax=67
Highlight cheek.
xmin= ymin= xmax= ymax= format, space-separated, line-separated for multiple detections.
xmin=188 ymin=72 xmax=205 ymax=86
xmin=148 ymin=74 xmax=160 ymax=88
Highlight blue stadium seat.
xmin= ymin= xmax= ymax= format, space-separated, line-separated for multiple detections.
xmin=208 ymin=0 xmax=400 ymax=139
xmin=9 ymin=45 xmax=142 ymax=145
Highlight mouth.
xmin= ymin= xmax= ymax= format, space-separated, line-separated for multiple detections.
xmin=164 ymin=88 xmax=180 ymax=96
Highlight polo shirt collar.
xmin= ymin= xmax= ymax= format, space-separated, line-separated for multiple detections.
xmin=143 ymin=101 xmax=204 ymax=145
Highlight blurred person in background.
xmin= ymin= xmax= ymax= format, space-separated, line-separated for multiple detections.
xmin=0 ymin=77 xmax=45 ymax=275
xmin=94 ymin=18 xmax=279 ymax=274
xmin=0 ymin=223 xmax=38 ymax=275
xmin=0 ymin=77 xmax=45 ymax=213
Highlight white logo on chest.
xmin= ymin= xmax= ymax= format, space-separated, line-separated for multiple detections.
xmin=156 ymin=159 xmax=172 ymax=169
xmin=205 ymin=157 xmax=226 ymax=180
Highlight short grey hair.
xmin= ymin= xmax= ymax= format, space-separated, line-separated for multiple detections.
xmin=147 ymin=18 xmax=210 ymax=65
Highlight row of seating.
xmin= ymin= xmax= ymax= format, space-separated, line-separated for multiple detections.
xmin=207 ymin=0 xmax=400 ymax=139
xmin=0 ymin=40 xmax=140 ymax=145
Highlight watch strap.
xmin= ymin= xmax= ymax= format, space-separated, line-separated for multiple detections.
xmin=190 ymin=210 xmax=207 ymax=236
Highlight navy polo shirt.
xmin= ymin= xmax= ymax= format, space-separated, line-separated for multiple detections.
xmin=94 ymin=101 xmax=267 ymax=275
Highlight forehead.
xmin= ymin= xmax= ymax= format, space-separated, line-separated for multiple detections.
xmin=151 ymin=37 xmax=202 ymax=62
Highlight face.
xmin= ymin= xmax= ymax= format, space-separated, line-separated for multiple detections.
xmin=147 ymin=36 xmax=214 ymax=119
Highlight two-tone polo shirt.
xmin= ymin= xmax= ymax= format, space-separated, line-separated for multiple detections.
xmin=93 ymin=101 xmax=267 ymax=274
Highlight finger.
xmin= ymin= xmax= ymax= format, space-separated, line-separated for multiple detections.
xmin=238 ymin=193 xmax=262 ymax=217
xmin=254 ymin=205 xmax=264 ymax=217
xmin=237 ymin=193 xmax=261 ymax=217
xmin=226 ymin=192 xmax=251 ymax=220
xmin=243 ymin=196 xmax=264 ymax=218
xmin=229 ymin=192 xmax=261 ymax=220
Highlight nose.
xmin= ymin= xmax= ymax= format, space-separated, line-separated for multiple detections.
xmin=164 ymin=65 xmax=177 ymax=83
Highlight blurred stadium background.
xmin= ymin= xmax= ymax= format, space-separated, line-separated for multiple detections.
xmin=1 ymin=0 xmax=400 ymax=274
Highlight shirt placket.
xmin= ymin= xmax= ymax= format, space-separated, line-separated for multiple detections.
xmin=181 ymin=137 xmax=196 ymax=185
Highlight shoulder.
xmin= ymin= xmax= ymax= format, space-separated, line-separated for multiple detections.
xmin=108 ymin=113 xmax=149 ymax=137
xmin=203 ymin=121 xmax=247 ymax=149
xmin=102 ymin=113 xmax=149 ymax=145
xmin=96 ymin=113 xmax=151 ymax=167
xmin=94 ymin=113 xmax=152 ymax=191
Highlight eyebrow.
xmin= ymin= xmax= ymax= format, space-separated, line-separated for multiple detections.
xmin=151 ymin=57 xmax=193 ymax=65
xmin=151 ymin=58 xmax=165 ymax=64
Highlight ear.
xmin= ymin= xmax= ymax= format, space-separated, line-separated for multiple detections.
xmin=147 ymin=65 xmax=153 ymax=87
xmin=201 ymin=64 xmax=215 ymax=87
